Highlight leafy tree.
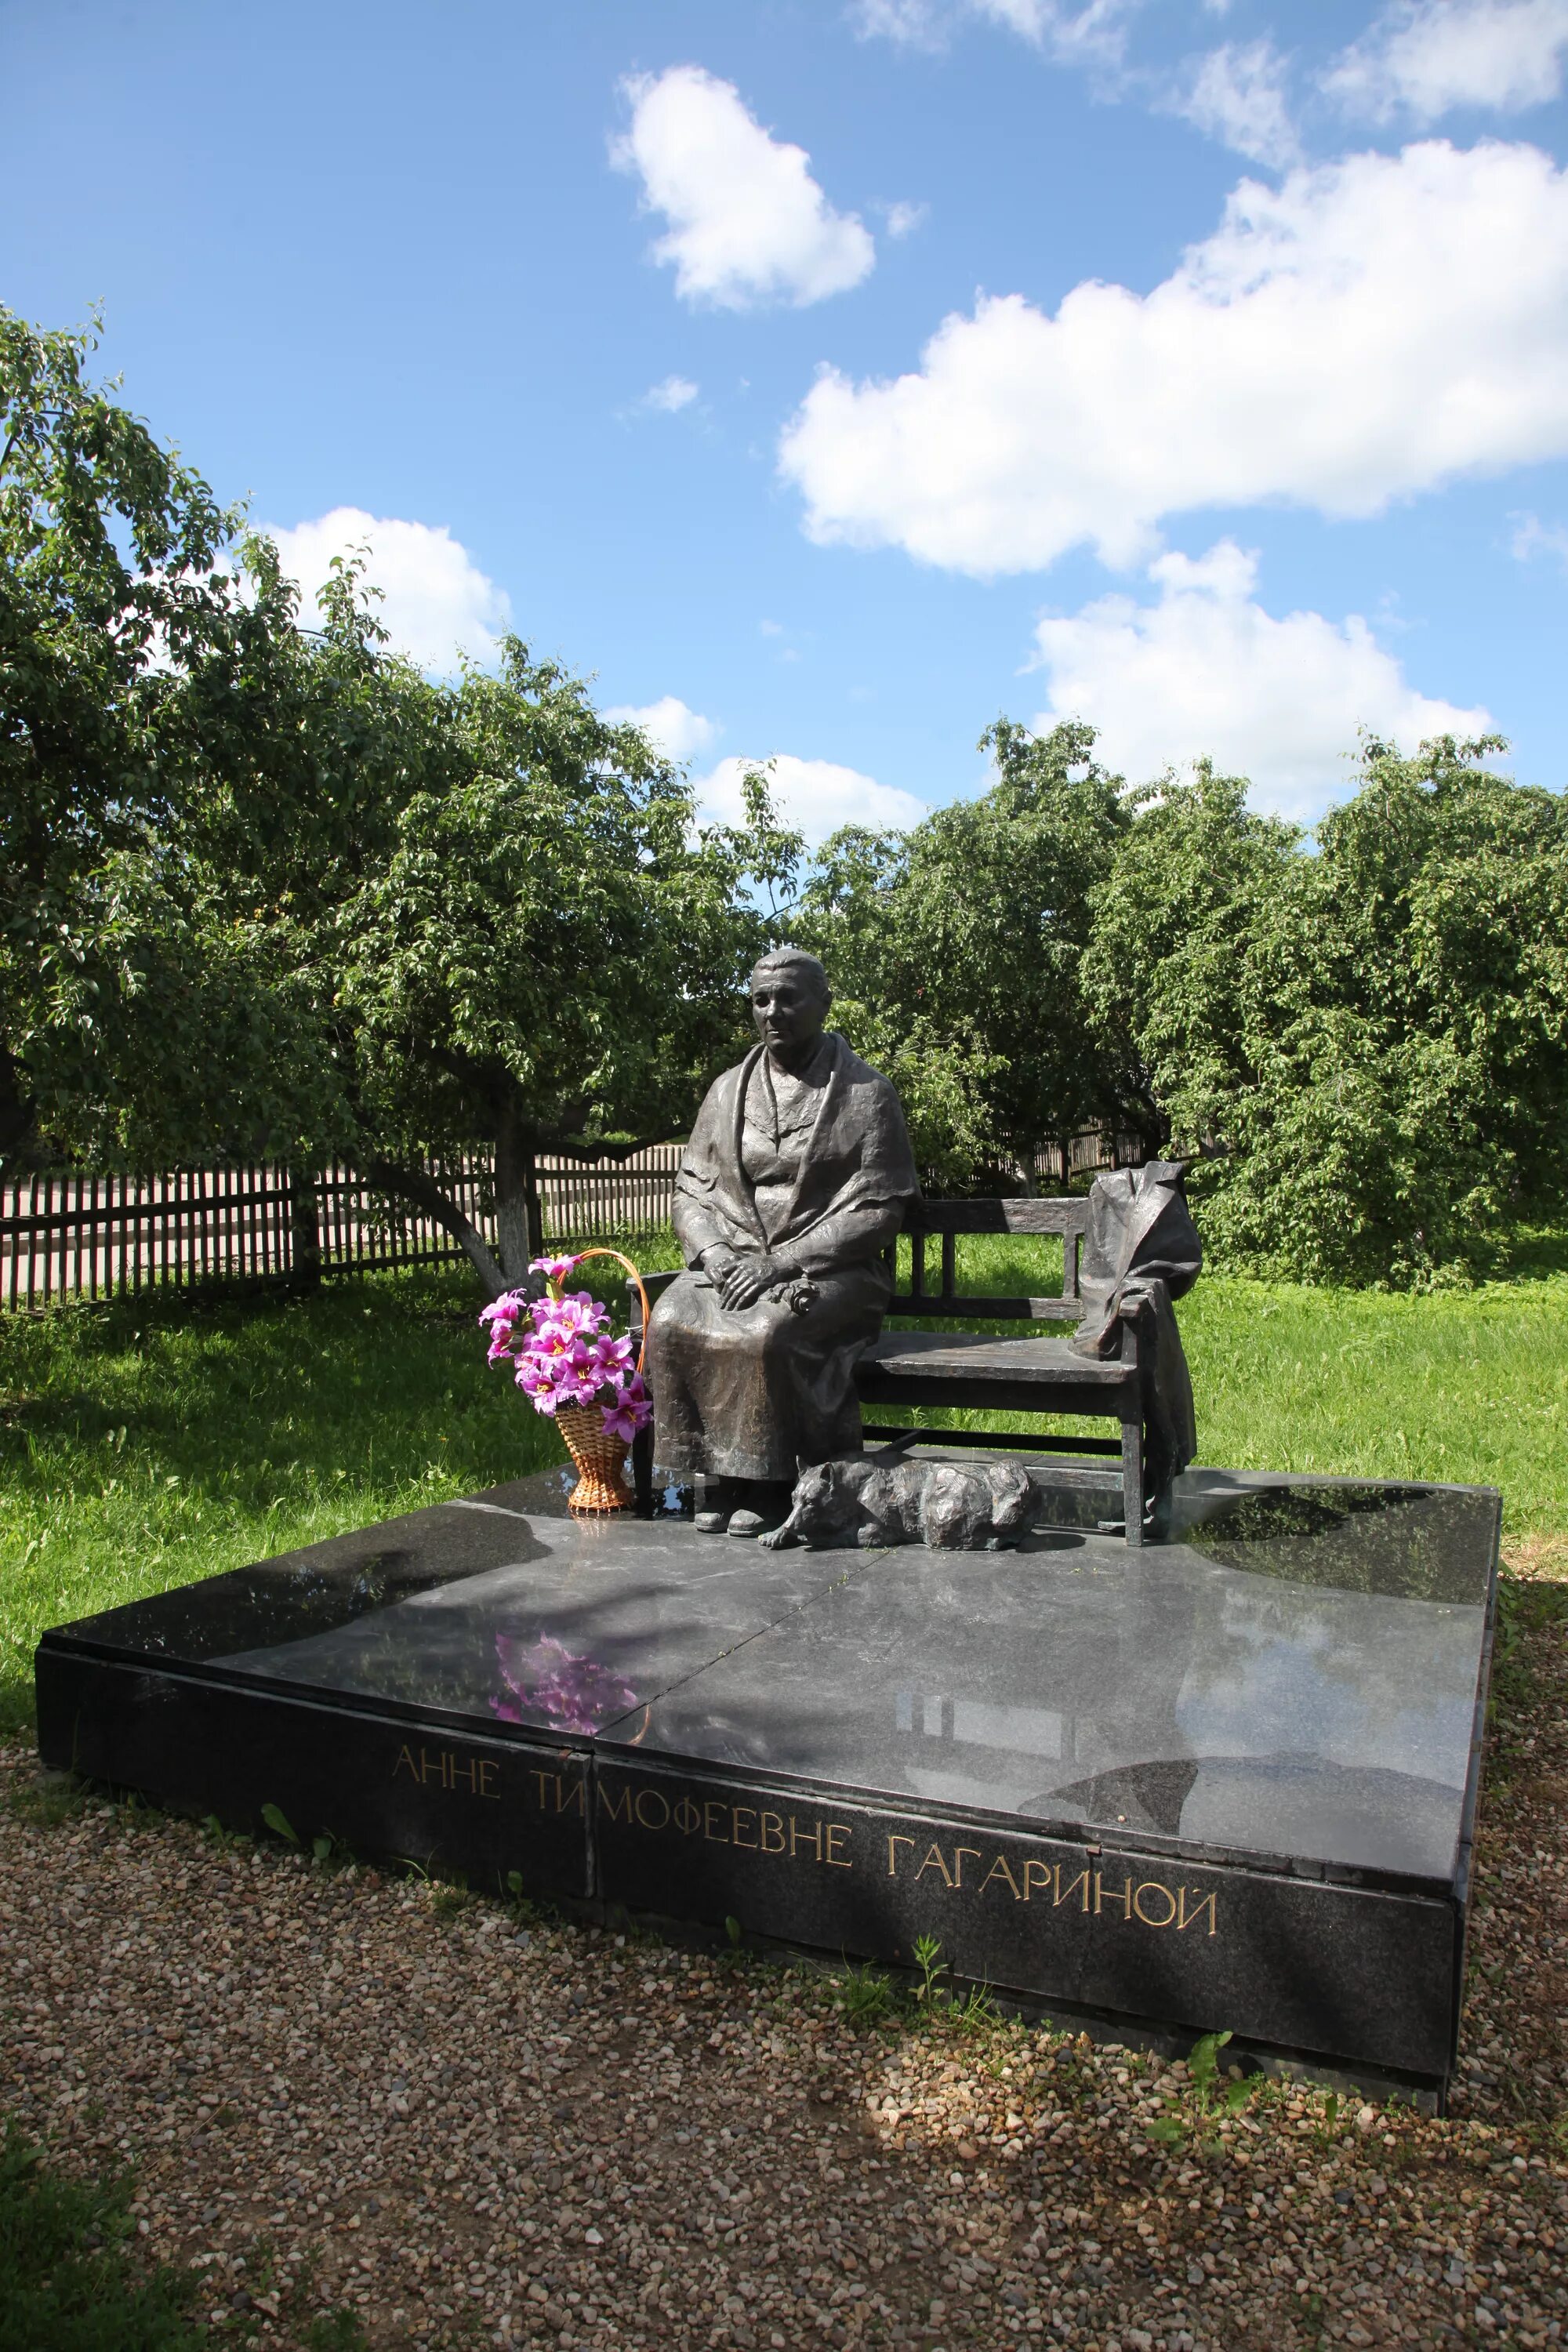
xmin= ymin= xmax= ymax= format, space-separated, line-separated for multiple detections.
xmin=14 ymin=540 xmax=437 ymax=1179
xmin=332 ymin=645 xmax=779 ymax=1290
xmin=1085 ymin=738 xmax=1568 ymax=1284
xmin=798 ymin=719 xmax=1133 ymax=1182
xmin=2 ymin=310 xmax=782 ymax=1290
xmin=14 ymin=309 xmax=1565 ymax=1293
xmin=0 ymin=305 xmax=267 ymax=1163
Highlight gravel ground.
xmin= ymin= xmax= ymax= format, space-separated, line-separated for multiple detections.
xmin=3 ymin=1555 xmax=1566 ymax=2352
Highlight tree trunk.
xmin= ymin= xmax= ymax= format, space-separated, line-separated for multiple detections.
xmin=494 ymin=1112 xmax=543 ymax=1283
xmin=289 ymin=1167 xmax=322 ymax=1288
xmin=0 ymin=1041 xmax=36 ymax=1173
xmin=365 ymin=1159 xmax=507 ymax=1298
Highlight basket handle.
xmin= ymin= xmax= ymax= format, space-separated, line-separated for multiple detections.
xmin=547 ymin=1247 xmax=652 ymax=1375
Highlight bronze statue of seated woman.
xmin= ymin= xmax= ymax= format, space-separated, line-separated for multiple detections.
xmin=644 ymin=949 xmax=920 ymax=1536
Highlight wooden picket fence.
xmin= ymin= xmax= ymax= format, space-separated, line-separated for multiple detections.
xmin=0 ymin=1132 xmax=1140 ymax=1312
xmin=0 ymin=1147 xmax=685 ymax=1312
xmin=1006 ymin=1130 xmax=1148 ymax=1190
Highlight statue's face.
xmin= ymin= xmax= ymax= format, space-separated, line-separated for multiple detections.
xmin=750 ymin=967 xmax=829 ymax=1057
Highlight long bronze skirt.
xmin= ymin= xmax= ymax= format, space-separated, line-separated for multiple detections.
xmin=645 ymin=1265 xmax=890 ymax=1484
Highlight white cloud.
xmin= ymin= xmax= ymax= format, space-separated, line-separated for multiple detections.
xmin=1510 ymin=509 xmax=1568 ymax=565
xmin=697 ymin=753 xmax=927 ymax=841
xmin=779 ymin=138 xmax=1568 ymax=577
xmin=602 ymin=695 xmax=720 ymax=762
xmin=641 ymin=374 xmax=699 ymax=412
xmin=1169 ymin=39 xmax=1300 ymax=166
xmin=852 ymin=0 xmax=1142 ymax=60
xmin=848 ymin=0 xmax=949 ymax=43
xmin=266 ymin=508 xmax=510 ymax=671
xmin=881 ymin=198 xmax=930 ymax=238
xmin=612 ymin=66 xmax=874 ymax=310
xmin=973 ymin=0 xmax=1140 ymax=63
xmin=1028 ymin=540 xmax=1490 ymax=821
xmin=1324 ymin=0 xmax=1568 ymax=123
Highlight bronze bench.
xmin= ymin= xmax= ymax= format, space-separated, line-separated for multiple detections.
xmin=628 ymin=1193 xmax=1153 ymax=1544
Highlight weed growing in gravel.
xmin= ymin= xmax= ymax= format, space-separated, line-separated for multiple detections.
xmin=912 ymin=1932 xmax=946 ymax=2010
xmin=429 ymin=1874 xmax=477 ymax=1918
xmin=300 ymin=2310 xmax=368 ymax=2350
xmin=2 ymin=1765 xmax=93 ymax=1829
xmin=827 ymin=1938 xmax=1003 ymax=2037
xmin=1147 ymin=2031 xmax=1263 ymax=2152
xmin=834 ymin=1961 xmax=899 ymax=2024
xmin=199 ymin=1811 xmax=252 ymax=1854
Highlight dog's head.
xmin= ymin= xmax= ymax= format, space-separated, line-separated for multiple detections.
xmin=789 ymin=1457 xmax=876 ymax=1537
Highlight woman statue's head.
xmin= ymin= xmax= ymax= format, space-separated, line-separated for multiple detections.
xmin=750 ymin=948 xmax=831 ymax=1065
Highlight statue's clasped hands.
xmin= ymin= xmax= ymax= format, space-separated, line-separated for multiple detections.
xmin=705 ymin=1250 xmax=809 ymax=1313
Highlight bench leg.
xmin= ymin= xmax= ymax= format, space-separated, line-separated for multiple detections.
xmin=1121 ymin=1420 xmax=1145 ymax=1548
xmin=633 ymin=1424 xmax=655 ymax=1515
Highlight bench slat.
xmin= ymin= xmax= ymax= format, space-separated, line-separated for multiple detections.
xmin=862 ymin=1330 xmax=1130 ymax=1384
xmin=887 ymin=1294 xmax=1083 ymax=1322
xmin=858 ymin=1369 xmax=1136 ymax=1417
xmin=911 ymin=1197 xmax=1091 ymax=1236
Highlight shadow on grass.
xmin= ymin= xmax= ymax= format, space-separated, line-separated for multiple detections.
xmin=0 ymin=2115 xmax=205 ymax=2352
xmin=0 ymin=1267 xmax=550 ymax=1505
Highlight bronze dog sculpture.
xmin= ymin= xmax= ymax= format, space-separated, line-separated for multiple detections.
xmin=758 ymin=1456 xmax=1036 ymax=1552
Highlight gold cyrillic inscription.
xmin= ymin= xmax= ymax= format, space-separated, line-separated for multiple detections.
xmin=527 ymin=1769 xmax=586 ymax=1817
xmin=880 ymin=1836 xmax=1220 ymax=1936
xmin=598 ymin=1787 xmax=855 ymax=1870
xmin=1134 ymin=1881 xmax=1178 ymax=1928
xmin=1178 ymin=1889 xmax=1218 ymax=1936
xmin=392 ymin=1744 xmax=499 ymax=1798
xmin=591 ymin=1784 xmax=1222 ymax=1936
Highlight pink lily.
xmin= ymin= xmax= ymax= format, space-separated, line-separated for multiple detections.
xmin=601 ymin=1373 xmax=653 ymax=1443
xmin=529 ymin=1253 xmax=583 ymax=1284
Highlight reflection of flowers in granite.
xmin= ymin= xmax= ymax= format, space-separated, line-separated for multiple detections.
xmin=490 ymin=1632 xmax=637 ymax=1735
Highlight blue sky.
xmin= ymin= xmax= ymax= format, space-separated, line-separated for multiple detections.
xmin=5 ymin=0 xmax=1568 ymax=836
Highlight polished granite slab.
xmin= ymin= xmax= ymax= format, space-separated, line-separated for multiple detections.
xmin=36 ymin=1454 xmax=1499 ymax=2097
xmin=43 ymin=1467 xmax=859 ymax=1740
xmin=602 ymin=1470 xmax=1496 ymax=1889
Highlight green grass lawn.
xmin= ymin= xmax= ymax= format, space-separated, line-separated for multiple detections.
xmin=2 ymin=1234 xmax=1564 ymax=1737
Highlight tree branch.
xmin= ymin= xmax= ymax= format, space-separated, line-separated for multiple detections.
xmin=363 ymin=1158 xmax=507 ymax=1297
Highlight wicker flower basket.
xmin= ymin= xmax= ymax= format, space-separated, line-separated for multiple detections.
xmin=546 ymin=1247 xmax=650 ymax=1515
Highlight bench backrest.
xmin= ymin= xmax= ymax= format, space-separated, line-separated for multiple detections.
xmin=628 ymin=1192 xmax=1095 ymax=1335
xmin=887 ymin=1196 xmax=1091 ymax=1323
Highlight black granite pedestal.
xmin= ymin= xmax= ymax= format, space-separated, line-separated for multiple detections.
xmin=34 ymin=1454 xmax=1499 ymax=2107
